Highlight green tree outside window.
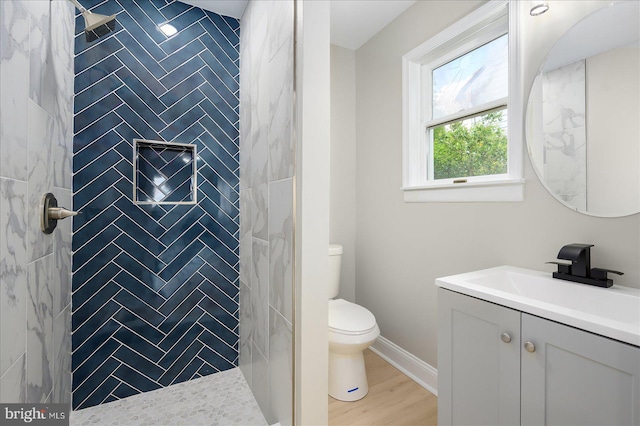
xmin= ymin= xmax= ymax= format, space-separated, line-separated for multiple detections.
xmin=432 ymin=111 xmax=508 ymax=180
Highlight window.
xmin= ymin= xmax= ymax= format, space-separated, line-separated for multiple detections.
xmin=402 ymin=0 xmax=524 ymax=202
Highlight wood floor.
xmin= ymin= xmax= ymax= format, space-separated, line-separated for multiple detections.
xmin=328 ymin=349 xmax=438 ymax=425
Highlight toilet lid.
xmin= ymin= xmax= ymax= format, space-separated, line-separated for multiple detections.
xmin=329 ymin=299 xmax=376 ymax=333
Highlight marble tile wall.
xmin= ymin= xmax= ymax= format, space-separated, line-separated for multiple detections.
xmin=542 ymin=60 xmax=587 ymax=210
xmin=0 ymin=0 xmax=74 ymax=405
xmin=239 ymin=1 xmax=294 ymax=425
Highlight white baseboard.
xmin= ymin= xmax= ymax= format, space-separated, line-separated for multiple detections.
xmin=369 ymin=336 xmax=438 ymax=396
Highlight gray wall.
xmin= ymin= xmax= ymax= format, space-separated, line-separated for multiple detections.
xmin=0 ymin=0 xmax=74 ymax=404
xmin=586 ymin=47 xmax=639 ymax=215
xmin=330 ymin=45 xmax=357 ymax=303
xmin=239 ymin=0 xmax=294 ymax=424
xmin=353 ymin=0 xmax=639 ymax=369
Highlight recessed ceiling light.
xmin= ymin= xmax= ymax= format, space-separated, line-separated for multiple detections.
xmin=159 ymin=24 xmax=177 ymax=36
xmin=530 ymin=1 xmax=549 ymax=16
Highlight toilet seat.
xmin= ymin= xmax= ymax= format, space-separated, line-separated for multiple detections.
xmin=329 ymin=299 xmax=377 ymax=335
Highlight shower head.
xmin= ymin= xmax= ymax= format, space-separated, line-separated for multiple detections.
xmin=68 ymin=0 xmax=117 ymax=42
xmin=83 ymin=12 xmax=117 ymax=42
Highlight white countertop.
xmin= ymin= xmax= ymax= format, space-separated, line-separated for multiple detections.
xmin=436 ymin=265 xmax=640 ymax=347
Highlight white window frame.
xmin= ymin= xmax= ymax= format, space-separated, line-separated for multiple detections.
xmin=402 ymin=0 xmax=524 ymax=202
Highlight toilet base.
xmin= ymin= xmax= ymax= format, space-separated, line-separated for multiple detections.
xmin=328 ymin=350 xmax=369 ymax=401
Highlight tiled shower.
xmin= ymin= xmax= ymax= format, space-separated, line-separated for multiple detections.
xmin=0 ymin=0 xmax=294 ymax=424
xmin=71 ymin=0 xmax=241 ymax=410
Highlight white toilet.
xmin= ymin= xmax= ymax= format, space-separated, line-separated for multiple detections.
xmin=328 ymin=244 xmax=380 ymax=401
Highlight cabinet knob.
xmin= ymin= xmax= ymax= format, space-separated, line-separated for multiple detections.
xmin=524 ymin=341 xmax=536 ymax=353
xmin=500 ymin=332 xmax=511 ymax=343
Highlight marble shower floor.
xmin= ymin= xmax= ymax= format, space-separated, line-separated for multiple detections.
xmin=70 ymin=368 xmax=267 ymax=426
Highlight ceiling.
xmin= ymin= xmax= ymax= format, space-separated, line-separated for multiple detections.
xmin=181 ymin=0 xmax=417 ymax=50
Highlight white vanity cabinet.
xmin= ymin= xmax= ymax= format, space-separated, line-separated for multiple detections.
xmin=438 ymin=288 xmax=640 ymax=426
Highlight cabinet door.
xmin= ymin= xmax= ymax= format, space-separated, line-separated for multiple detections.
xmin=521 ymin=313 xmax=640 ymax=426
xmin=438 ymin=289 xmax=521 ymax=426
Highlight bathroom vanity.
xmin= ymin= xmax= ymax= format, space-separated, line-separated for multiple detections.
xmin=436 ymin=266 xmax=640 ymax=426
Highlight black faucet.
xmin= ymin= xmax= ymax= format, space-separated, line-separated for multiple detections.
xmin=547 ymin=243 xmax=623 ymax=288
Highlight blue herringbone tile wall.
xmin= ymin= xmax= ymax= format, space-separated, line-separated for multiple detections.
xmin=71 ymin=0 xmax=239 ymax=410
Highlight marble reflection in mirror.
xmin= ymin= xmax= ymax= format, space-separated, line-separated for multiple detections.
xmin=526 ymin=1 xmax=640 ymax=217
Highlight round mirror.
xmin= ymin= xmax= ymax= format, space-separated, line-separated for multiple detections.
xmin=526 ymin=1 xmax=640 ymax=217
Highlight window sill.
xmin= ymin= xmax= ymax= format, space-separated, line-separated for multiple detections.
xmin=402 ymin=178 xmax=525 ymax=202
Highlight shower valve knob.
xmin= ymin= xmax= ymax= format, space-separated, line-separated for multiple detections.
xmin=48 ymin=207 xmax=78 ymax=220
xmin=41 ymin=193 xmax=79 ymax=234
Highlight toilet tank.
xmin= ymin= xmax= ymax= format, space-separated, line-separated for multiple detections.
xmin=328 ymin=244 xmax=343 ymax=299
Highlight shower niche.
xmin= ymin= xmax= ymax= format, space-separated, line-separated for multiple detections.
xmin=133 ymin=139 xmax=197 ymax=205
